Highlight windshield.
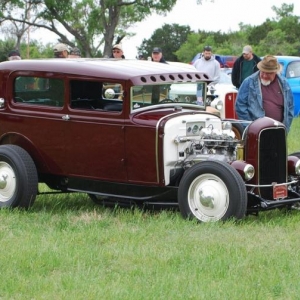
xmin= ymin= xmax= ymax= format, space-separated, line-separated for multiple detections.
xmin=131 ymin=82 xmax=206 ymax=111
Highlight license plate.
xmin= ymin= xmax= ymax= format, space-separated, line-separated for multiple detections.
xmin=273 ymin=184 xmax=288 ymax=199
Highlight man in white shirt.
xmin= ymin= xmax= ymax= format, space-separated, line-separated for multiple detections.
xmin=8 ymin=50 xmax=21 ymax=60
xmin=193 ymin=46 xmax=221 ymax=84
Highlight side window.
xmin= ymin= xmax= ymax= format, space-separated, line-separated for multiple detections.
xmin=286 ymin=61 xmax=300 ymax=78
xmin=70 ymin=80 xmax=103 ymax=110
xmin=102 ymin=82 xmax=123 ymax=112
xmin=69 ymin=80 xmax=123 ymax=112
xmin=13 ymin=77 xmax=64 ymax=107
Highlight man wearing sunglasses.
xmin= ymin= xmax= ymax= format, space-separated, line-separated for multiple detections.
xmin=111 ymin=44 xmax=125 ymax=59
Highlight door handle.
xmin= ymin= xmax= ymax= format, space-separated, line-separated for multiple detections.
xmin=62 ymin=114 xmax=70 ymax=121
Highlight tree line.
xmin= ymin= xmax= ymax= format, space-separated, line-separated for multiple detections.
xmin=0 ymin=1 xmax=299 ymax=62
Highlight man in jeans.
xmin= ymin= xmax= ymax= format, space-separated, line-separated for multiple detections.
xmin=235 ymin=55 xmax=294 ymax=132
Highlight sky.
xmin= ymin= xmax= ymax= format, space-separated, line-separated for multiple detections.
xmin=29 ymin=0 xmax=300 ymax=58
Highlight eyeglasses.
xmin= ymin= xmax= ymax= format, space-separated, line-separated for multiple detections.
xmin=260 ymin=71 xmax=276 ymax=76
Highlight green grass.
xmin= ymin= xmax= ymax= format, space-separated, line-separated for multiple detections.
xmin=2 ymin=196 xmax=300 ymax=299
xmin=1 ymin=118 xmax=300 ymax=299
xmin=288 ymin=116 xmax=300 ymax=153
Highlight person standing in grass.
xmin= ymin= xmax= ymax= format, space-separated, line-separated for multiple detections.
xmin=231 ymin=45 xmax=261 ymax=89
xmin=235 ymin=55 xmax=294 ymax=132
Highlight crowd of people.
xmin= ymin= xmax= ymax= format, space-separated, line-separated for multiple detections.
xmin=7 ymin=41 xmax=295 ymax=132
xmin=191 ymin=44 xmax=294 ymax=132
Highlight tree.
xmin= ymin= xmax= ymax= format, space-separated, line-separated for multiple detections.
xmin=0 ymin=39 xmax=52 ymax=61
xmin=272 ymin=3 xmax=295 ymax=20
xmin=0 ymin=0 xmax=38 ymax=55
xmin=175 ymin=30 xmax=234 ymax=63
xmin=0 ymin=0 xmax=183 ymax=57
xmin=138 ymin=23 xmax=192 ymax=61
xmin=174 ymin=2 xmax=300 ymax=60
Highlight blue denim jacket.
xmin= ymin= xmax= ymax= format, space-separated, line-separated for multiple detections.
xmin=235 ymin=71 xmax=294 ymax=131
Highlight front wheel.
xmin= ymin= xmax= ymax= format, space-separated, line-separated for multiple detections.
xmin=0 ymin=145 xmax=38 ymax=209
xmin=178 ymin=160 xmax=247 ymax=222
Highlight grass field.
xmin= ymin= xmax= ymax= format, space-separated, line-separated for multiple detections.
xmin=288 ymin=116 xmax=300 ymax=153
xmin=1 ymin=117 xmax=300 ymax=300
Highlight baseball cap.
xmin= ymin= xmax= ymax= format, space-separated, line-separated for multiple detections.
xmin=152 ymin=47 xmax=162 ymax=53
xmin=8 ymin=50 xmax=21 ymax=57
xmin=113 ymin=44 xmax=123 ymax=51
xmin=243 ymin=45 xmax=252 ymax=54
xmin=70 ymin=47 xmax=81 ymax=56
xmin=53 ymin=43 xmax=69 ymax=52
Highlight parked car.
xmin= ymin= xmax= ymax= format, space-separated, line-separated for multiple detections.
xmin=0 ymin=59 xmax=300 ymax=222
xmin=223 ymin=56 xmax=237 ymax=68
xmin=169 ymin=69 xmax=240 ymax=134
xmin=207 ymin=69 xmax=238 ymax=119
xmin=191 ymin=54 xmax=237 ymax=68
xmin=276 ymin=56 xmax=300 ymax=117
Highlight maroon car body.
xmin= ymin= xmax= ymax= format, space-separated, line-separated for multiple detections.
xmin=0 ymin=58 xmax=299 ymax=222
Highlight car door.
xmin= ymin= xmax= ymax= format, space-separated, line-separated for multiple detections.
xmin=62 ymin=79 xmax=127 ymax=181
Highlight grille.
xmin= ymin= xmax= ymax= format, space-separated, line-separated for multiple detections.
xmin=259 ymin=128 xmax=286 ymax=199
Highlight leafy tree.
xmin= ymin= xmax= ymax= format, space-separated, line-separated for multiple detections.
xmin=0 ymin=39 xmax=56 ymax=62
xmin=175 ymin=2 xmax=300 ymax=60
xmin=247 ymin=20 xmax=276 ymax=46
xmin=0 ymin=0 xmax=183 ymax=57
xmin=175 ymin=30 xmax=234 ymax=63
xmin=272 ymin=3 xmax=295 ymax=19
xmin=0 ymin=0 xmax=36 ymax=52
xmin=138 ymin=23 xmax=192 ymax=61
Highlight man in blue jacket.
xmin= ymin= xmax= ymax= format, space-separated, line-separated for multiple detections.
xmin=235 ymin=55 xmax=294 ymax=132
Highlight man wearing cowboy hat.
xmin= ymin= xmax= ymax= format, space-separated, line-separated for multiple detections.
xmin=235 ymin=55 xmax=294 ymax=132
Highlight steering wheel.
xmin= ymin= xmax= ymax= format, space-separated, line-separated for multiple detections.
xmin=159 ymin=98 xmax=174 ymax=103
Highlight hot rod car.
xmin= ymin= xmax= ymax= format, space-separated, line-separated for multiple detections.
xmin=0 ymin=58 xmax=299 ymax=222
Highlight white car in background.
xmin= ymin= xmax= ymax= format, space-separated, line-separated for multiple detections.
xmin=208 ymin=68 xmax=238 ymax=119
xmin=169 ymin=67 xmax=238 ymax=119
xmin=168 ymin=67 xmax=244 ymax=138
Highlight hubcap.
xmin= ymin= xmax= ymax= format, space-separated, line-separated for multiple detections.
xmin=188 ymin=174 xmax=229 ymax=222
xmin=0 ymin=162 xmax=16 ymax=202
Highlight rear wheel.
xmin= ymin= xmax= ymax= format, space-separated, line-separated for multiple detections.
xmin=0 ymin=145 xmax=38 ymax=209
xmin=178 ymin=160 xmax=247 ymax=222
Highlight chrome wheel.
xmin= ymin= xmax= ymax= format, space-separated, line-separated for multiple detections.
xmin=0 ymin=162 xmax=17 ymax=203
xmin=188 ymin=174 xmax=229 ymax=222
xmin=178 ymin=160 xmax=247 ymax=222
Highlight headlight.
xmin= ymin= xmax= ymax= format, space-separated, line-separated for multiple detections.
xmin=288 ymin=156 xmax=300 ymax=175
xmin=296 ymin=160 xmax=300 ymax=175
xmin=244 ymin=164 xmax=255 ymax=181
xmin=216 ymin=100 xmax=223 ymax=111
xmin=230 ymin=161 xmax=255 ymax=181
